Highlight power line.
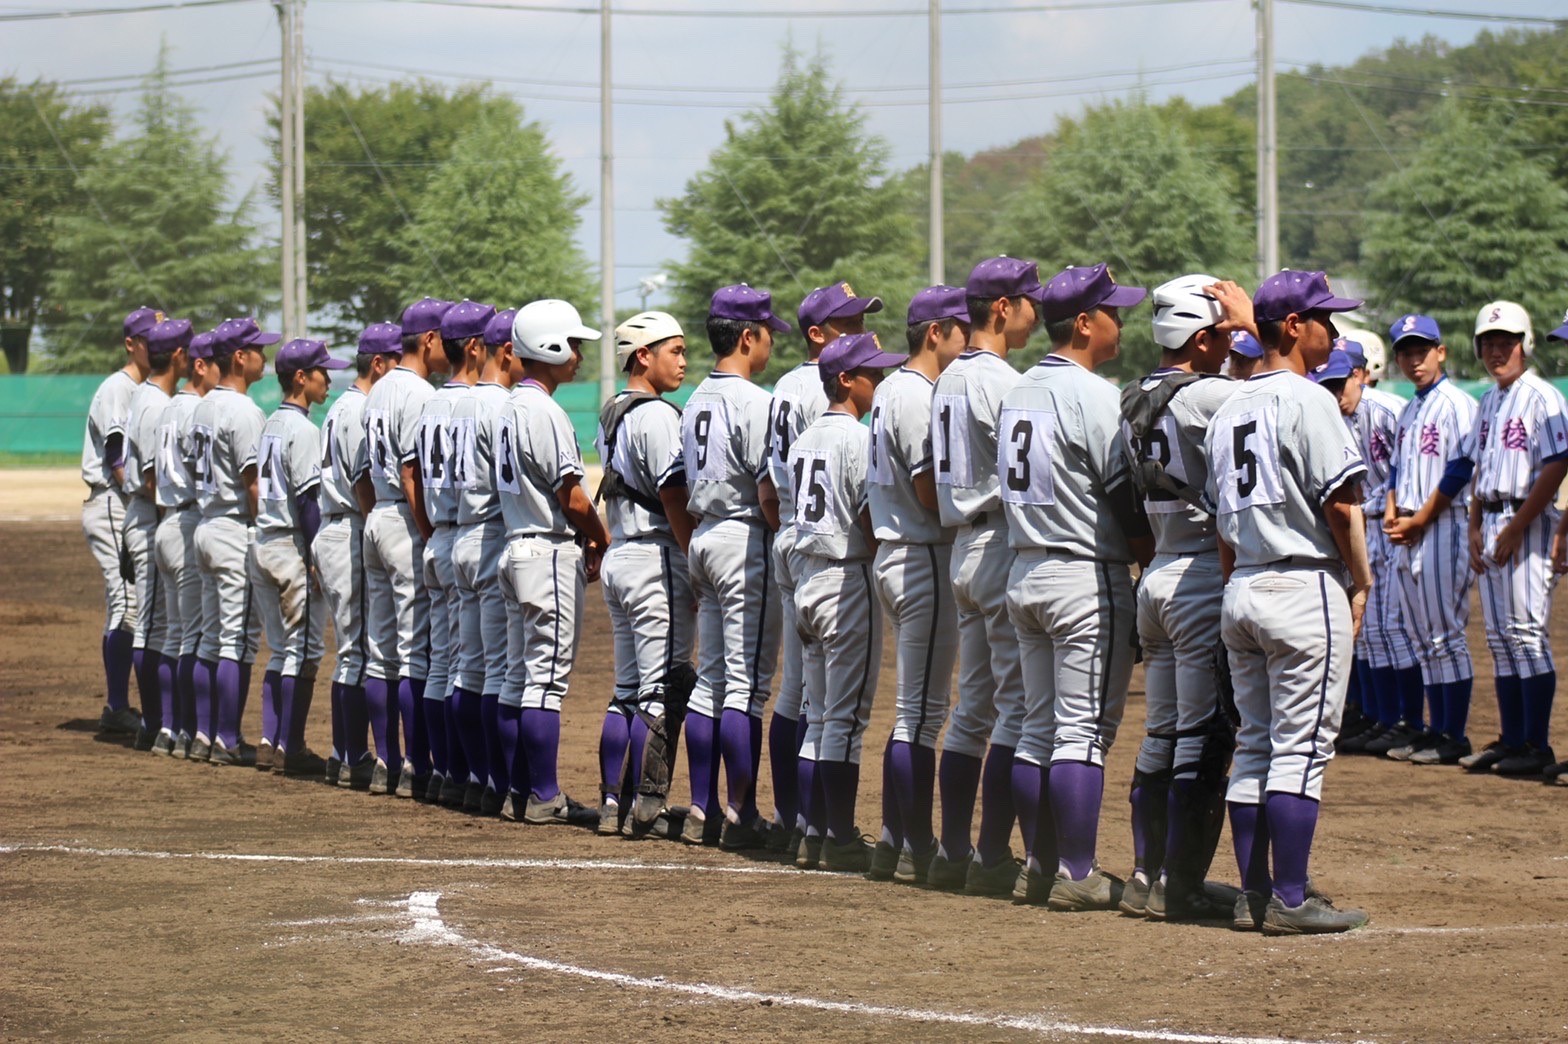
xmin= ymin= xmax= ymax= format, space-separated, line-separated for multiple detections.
xmin=0 ymin=0 xmax=256 ymax=22
xmin=328 ymin=0 xmax=1229 ymax=15
xmin=1279 ymin=0 xmax=1563 ymax=25
xmin=66 ymin=69 xmax=284 ymax=97
xmin=53 ymin=57 xmax=278 ymax=86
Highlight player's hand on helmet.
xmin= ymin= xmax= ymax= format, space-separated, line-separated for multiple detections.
xmin=1490 ymin=522 xmax=1523 ymax=569
xmin=1202 ymin=280 xmax=1257 ymax=337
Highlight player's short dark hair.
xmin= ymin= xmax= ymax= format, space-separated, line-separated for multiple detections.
xmin=442 ymin=337 xmax=468 ymax=368
xmin=212 ymin=348 xmax=239 ymax=377
xmin=147 ymin=349 xmax=177 ymax=375
xmin=276 ymin=365 xmax=307 ymax=394
xmin=820 ymin=368 xmax=853 ymax=403
xmin=355 ymin=352 xmax=376 ymax=377
xmin=1256 ymin=319 xmax=1284 ymax=349
xmin=1318 ymin=376 xmax=1348 ymax=396
xmin=1044 ymin=315 xmax=1076 ymax=347
xmin=400 ymin=332 xmax=422 ymax=355
xmin=905 ymin=317 xmax=964 ymax=355
xmin=706 ymin=316 xmax=765 ymax=358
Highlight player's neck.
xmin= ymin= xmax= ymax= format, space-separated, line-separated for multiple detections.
xmin=625 ymin=372 xmax=660 ymax=396
xmin=714 ymin=353 xmax=752 ymax=378
xmin=968 ymin=329 xmax=1009 ymax=358
xmin=353 ymin=376 xmax=374 ymax=394
xmin=123 ymin=360 xmax=148 ymax=382
xmin=904 ymin=351 xmax=941 ymax=380
xmin=827 ymin=401 xmax=862 ymax=421
xmin=448 ymin=366 xmax=479 ymax=388
xmin=282 ymin=391 xmax=310 ymax=411
xmin=1156 ymin=351 xmax=1197 ymax=374
xmin=151 ymin=369 xmax=181 ymax=396
xmin=220 ymin=374 xmax=250 ymax=394
xmin=1258 ymin=348 xmax=1308 ymax=378
xmin=1051 ymin=344 xmax=1097 ymax=370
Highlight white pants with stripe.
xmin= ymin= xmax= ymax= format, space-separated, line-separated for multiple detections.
xmin=194 ymin=515 xmax=258 ymax=664
xmin=421 ymin=524 xmax=460 ymax=702
xmin=1135 ymin=550 xmax=1225 ymax=777
xmin=1393 ymin=506 xmax=1473 ymax=686
xmin=1477 ymin=504 xmax=1558 ymax=679
xmin=1360 ymin=524 xmax=1418 ymax=670
xmin=497 ymin=534 xmax=584 ymax=711
xmin=82 ymin=486 xmax=134 ymax=634
xmin=253 ymin=528 xmax=326 ymax=677
xmin=452 ymin=518 xmax=508 ymax=696
xmin=942 ymin=520 xmax=1025 ymax=759
xmin=155 ymin=507 xmax=202 ymax=658
xmin=796 ymin=556 xmax=882 ymax=765
xmin=874 ymin=540 xmax=957 ymax=749
xmin=123 ymin=495 xmax=167 ymax=653
xmin=312 ymin=514 xmax=366 ymax=686
xmin=687 ymin=518 xmax=780 ymax=720
xmin=602 ymin=538 xmax=695 ymax=720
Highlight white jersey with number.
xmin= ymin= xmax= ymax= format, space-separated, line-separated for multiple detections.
xmin=123 ymin=380 xmax=171 ymax=500
xmin=415 ymin=382 xmax=470 ymax=526
xmin=359 ymin=366 xmax=434 ymax=504
xmin=255 ymin=403 xmax=323 ymax=533
xmin=1126 ymin=370 xmax=1238 ymax=555
xmin=1390 ymin=376 xmax=1476 ymax=513
xmin=681 ymin=371 xmax=772 ymax=523
xmin=788 ymin=411 xmax=872 ymax=562
xmin=766 ymin=361 xmax=828 ymax=527
xmin=1463 ymin=370 xmax=1568 ymax=501
xmin=82 ymin=369 xmax=139 ymax=489
xmin=1352 ymin=386 xmax=1403 ymax=518
xmin=494 ymin=381 xmax=584 ymax=539
xmin=996 ymin=354 xmax=1139 ymax=561
xmin=153 ymin=388 xmax=204 ymax=510
xmin=453 ymin=382 xmax=510 ymax=527
xmin=1204 ymin=369 xmax=1366 ymax=568
xmin=191 ymin=385 xmax=266 ymax=520
xmin=594 ymin=392 xmax=685 ymax=543
xmin=867 ymin=367 xmax=947 ymax=545
xmin=930 ymin=349 xmax=1022 ymax=526
xmin=319 ymin=386 xmax=367 ymax=518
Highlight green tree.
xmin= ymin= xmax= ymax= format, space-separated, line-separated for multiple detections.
xmin=270 ymin=80 xmax=524 ymax=344
xmin=391 ymin=108 xmax=593 ymax=318
xmin=0 ymin=79 xmax=110 ymax=373
xmin=43 ymin=54 xmax=272 ymax=372
xmin=1360 ymin=101 xmax=1568 ymax=377
xmin=659 ymin=47 xmax=924 ymax=382
xmin=995 ymin=99 xmax=1252 ymax=379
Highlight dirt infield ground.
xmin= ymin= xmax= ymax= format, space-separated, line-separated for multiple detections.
xmin=4 ymin=518 xmax=1568 ymax=1043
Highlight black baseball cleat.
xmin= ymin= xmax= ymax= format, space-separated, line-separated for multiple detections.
xmin=1495 ymin=743 xmax=1556 ymax=777
xmin=1459 ymin=738 xmax=1513 ymax=773
xmin=463 ymin=781 xmax=485 ymax=813
xmin=1364 ymin=720 xmax=1418 ymax=756
xmin=719 ymin=815 xmax=770 ymax=852
xmin=865 ymin=840 xmax=898 ymax=881
xmin=99 ymin=706 xmax=141 ymax=735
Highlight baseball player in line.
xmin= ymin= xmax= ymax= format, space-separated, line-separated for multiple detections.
xmin=150 ymin=328 xmax=218 ymax=757
xmin=82 ymin=307 xmax=157 ymax=735
xmin=121 ymin=318 xmax=191 ymax=749
xmin=789 ymin=332 xmax=905 ymax=871
xmin=593 ymin=311 xmax=697 ymax=836
xmin=864 ymin=286 xmax=969 ymax=884
xmin=1454 ymin=303 xmax=1568 ymax=777
xmin=356 ymin=297 xmax=453 ymax=797
xmin=761 ymin=282 xmax=878 ymax=855
xmin=493 ymin=299 xmax=607 ymax=827
xmin=314 ymin=324 xmax=398 ymax=787
xmin=190 ymin=317 xmax=277 ymax=765
xmin=1001 ymin=264 xmax=1151 ymax=909
xmin=679 ymin=286 xmax=786 ymax=849
xmin=928 ymin=256 xmax=1036 ymax=895
xmin=1208 ymin=269 xmax=1370 ymax=935
xmin=1383 ymin=315 xmax=1478 ymax=763
xmin=449 ymin=309 xmax=520 ymax=815
xmin=416 ymin=300 xmax=494 ymax=804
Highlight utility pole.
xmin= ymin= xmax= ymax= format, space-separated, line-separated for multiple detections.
xmin=928 ymin=0 xmax=943 ymax=285
xmin=276 ymin=0 xmax=307 ymax=339
xmin=290 ymin=0 xmax=307 ymax=334
xmin=1256 ymin=0 xmax=1279 ymax=281
xmin=598 ymin=0 xmax=616 ymax=405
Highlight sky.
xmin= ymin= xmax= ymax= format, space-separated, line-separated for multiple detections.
xmin=4 ymin=0 xmax=1560 ymax=317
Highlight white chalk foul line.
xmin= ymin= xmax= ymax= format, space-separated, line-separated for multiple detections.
xmin=395 ymin=890 xmax=1326 ymax=1044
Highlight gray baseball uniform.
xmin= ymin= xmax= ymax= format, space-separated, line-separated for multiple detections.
xmin=1350 ymin=387 xmax=1415 ymax=671
xmin=252 ymin=403 xmax=327 ymax=677
xmin=417 ymin=381 xmax=470 ymax=704
xmin=81 ymin=369 xmax=138 ymax=636
xmin=766 ymin=362 xmax=828 ymax=723
xmin=930 ymin=349 xmax=1025 ymax=758
xmin=494 ymin=381 xmax=586 ymax=712
xmin=192 ymin=385 xmax=265 ymax=664
xmin=451 ymin=382 xmax=511 ymax=698
xmin=596 ymin=391 xmax=694 ymax=721
xmin=122 ymin=380 xmax=171 ymax=656
xmin=313 ymin=386 xmax=368 ymax=687
xmin=998 ymin=355 xmax=1139 ymax=769
xmin=359 ymin=366 xmax=435 ymax=682
xmin=153 ymin=388 xmax=205 ymax=661
xmin=682 ymin=371 xmax=781 ymax=719
xmin=1205 ymin=369 xmax=1365 ymax=803
xmin=868 ymin=367 xmax=956 ymax=748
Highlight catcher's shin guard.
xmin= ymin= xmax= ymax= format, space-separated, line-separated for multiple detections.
xmin=1131 ymin=766 xmax=1172 ymax=877
xmin=1167 ymin=712 xmax=1236 ymax=895
xmin=630 ymin=663 xmax=698 ymax=835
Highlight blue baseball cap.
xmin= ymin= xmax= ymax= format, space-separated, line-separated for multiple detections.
xmin=1549 ymin=308 xmax=1568 ymax=343
xmin=187 ymin=329 xmax=216 ymax=360
xmin=709 ymin=284 xmax=791 ymax=332
xmin=1334 ymin=336 xmax=1367 ymax=371
xmin=358 ymin=322 xmax=404 ymax=356
xmin=401 ymin=297 xmax=456 ymax=336
xmin=1040 ymin=263 xmax=1146 ymax=324
xmin=484 ymin=308 xmax=517 ymax=347
xmin=819 ymin=332 xmax=907 ymax=379
xmin=798 ymin=281 xmax=883 ymax=330
xmin=1390 ymin=313 xmax=1442 ymax=347
xmin=1229 ymin=330 xmax=1263 ymax=359
xmin=1312 ymin=349 xmax=1356 ymax=384
xmin=441 ymin=299 xmax=497 ymax=342
xmin=147 ymin=318 xmax=192 ymax=355
xmin=276 ymin=338 xmax=350 ymax=372
xmin=1253 ymin=270 xmax=1361 ymax=323
xmin=212 ymin=317 xmax=281 ymax=355
xmin=124 ymin=307 xmax=164 ymax=339
xmin=965 ymin=256 xmax=1045 ymax=304
xmin=907 ymin=285 xmax=969 ymax=326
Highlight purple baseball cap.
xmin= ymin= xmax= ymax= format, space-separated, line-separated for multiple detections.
xmin=1312 ymin=348 xmax=1356 ymax=384
xmin=276 ymin=338 xmax=351 ymax=373
xmin=147 ymin=318 xmax=193 ymax=355
xmin=907 ymin=285 xmax=970 ymax=327
xmin=1334 ymin=336 xmax=1367 ymax=370
xmin=965 ymin=256 xmax=1045 ymax=303
xmin=1229 ymin=330 xmax=1263 ymax=359
xmin=1040 ymin=264 xmax=1147 ymax=324
xmin=798 ymin=281 xmax=883 ymax=330
xmin=212 ymin=317 xmax=281 ymax=355
xmin=124 ymin=307 xmax=164 ymax=339
xmin=1253 ymin=270 xmax=1362 ymax=323
xmin=710 ymin=284 xmax=791 ymax=332
xmin=359 ymin=322 xmax=404 ymax=356
xmin=188 ymin=329 xmax=216 ymax=361
xmin=484 ymin=308 xmax=517 ymax=347
xmin=1390 ymin=313 xmax=1442 ymax=347
xmin=819 ymin=332 xmax=908 ymax=379
xmin=441 ymin=299 xmax=497 ymax=342
xmin=401 ymin=297 xmax=456 ymax=336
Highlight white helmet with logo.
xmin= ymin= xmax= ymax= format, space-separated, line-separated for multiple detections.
xmin=1474 ymin=300 xmax=1534 ymax=358
xmin=1340 ymin=328 xmax=1387 ymax=380
xmin=1150 ymin=273 xmax=1224 ymax=351
xmin=614 ymin=311 xmax=684 ymax=370
xmin=512 ymin=299 xmax=601 ymax=364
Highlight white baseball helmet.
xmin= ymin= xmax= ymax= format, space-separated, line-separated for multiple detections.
xmin=1150 ymin=274 xmax=1224 ymax=351
xmin=1341 ymin=328 xmax=1387 ymax=380
xmin=1474 ymin=300 xmax=1534 ymax=358
xmin=512 ymin=299 xmax=601 ymax=364
xmin=614 ymin=311 xmax=684 ymax=370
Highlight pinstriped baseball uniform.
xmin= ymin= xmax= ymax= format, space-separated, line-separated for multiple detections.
xmin=868 ymin=367 xmax=957 ymax=748
xmin=1351 ymin=387 xmax=1416 ymax=671
xmin=1126 ymin=371 xmax=1238 ymax=780
xmin=596 ymin=391 xmax=694 ymax=721
xmin=765 ymin=362 xmax=828 ymax=723
xmin=313 ymin=386 xmax=368 ymax=687
xmin=252 ymin=403 xmax=327 ymax=678
xmin=791 ymin=412 xmax=882 ymax=765
xmin=1463 ymin=370 xmax=1568 ymax=678
xmin=451 ymin=382 xmax=511 ymax=698
xmin=1205 ymin=369 xmax=1366 ymax=803
xmin=494 ymin=381 xmax=586 ymax=712
xmin=416 ymin=381 xmax=470 ymax=704
xmin=930 ymin=348 xmax=1025 ymax=759
xmin=682 ymin=371 xmax=781 ymax=720
xmin=998 ymin=355 xmax=1139 ymax=769
xmin=192 ymin=385 xmax=265 ymax=664
xmin=154 ymin=389 xmax=205 ymax=660
xmin=1390 ymin=377 xmax=1478 ymax=686
xmin=82 ymin=369 xmax=139 ymax=635
xmin=359 ymin=366 xmax=435 ymax=682
xmin=122 ymin=380 xmax=171 ymax=656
